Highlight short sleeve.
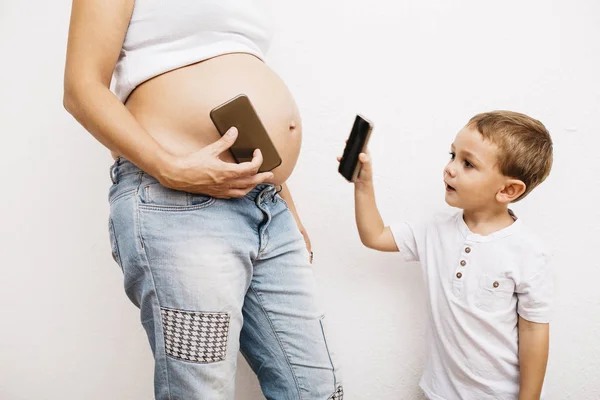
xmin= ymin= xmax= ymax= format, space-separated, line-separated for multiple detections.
xmin=516 ymin=252 xmax=554 ymax=323
xmin=390 ymin=222 xmax=419 ymax=262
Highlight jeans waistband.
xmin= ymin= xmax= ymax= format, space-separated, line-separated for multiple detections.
xmin=110 ymin=157 xmax=282 ymax=201
xmin=110 ymin=157 xmax=142 ymax=184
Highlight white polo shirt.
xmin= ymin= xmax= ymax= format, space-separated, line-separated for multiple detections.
xmin=391 ymin=210 xmax=553 ymax=400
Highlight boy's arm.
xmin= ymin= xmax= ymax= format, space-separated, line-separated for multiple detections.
xmin=518 ymin=317 xmax=549 ymax=400
xmin=352 ymin=153 xmax=398 ymax=252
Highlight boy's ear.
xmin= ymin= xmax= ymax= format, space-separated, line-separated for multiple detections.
xmin=496 ymin=179 xmax=526 ymax=204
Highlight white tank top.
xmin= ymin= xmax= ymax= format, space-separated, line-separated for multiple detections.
xmin=112 ymin=0 xmax=274 ymax=102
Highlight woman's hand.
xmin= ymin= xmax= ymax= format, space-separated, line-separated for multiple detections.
xmin=158 ymin=127 xmax=274 ymax=198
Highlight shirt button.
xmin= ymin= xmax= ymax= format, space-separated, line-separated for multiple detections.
xmin=456 ymin=272 xmax=463 ymax=279
xmin=460 ymin=260 xmax=467 ymax=266
xmin=465 ymin=247 xmax=471 ymax=253
xmin=493 ymin=281 xmax=499 ymax=288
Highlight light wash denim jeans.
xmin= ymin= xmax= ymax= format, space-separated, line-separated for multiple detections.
xmin=107 ymin=158 xmax=343 ymax=400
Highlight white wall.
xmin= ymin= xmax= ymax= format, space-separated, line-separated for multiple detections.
xmin=1 ymin=0 xmax=599 ymax=398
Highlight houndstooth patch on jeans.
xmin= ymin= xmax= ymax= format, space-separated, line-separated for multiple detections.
xmin=161 ymin=307 xmax=230 ymax=363
xmin=328 ymin=385 xmax=343 ymax=400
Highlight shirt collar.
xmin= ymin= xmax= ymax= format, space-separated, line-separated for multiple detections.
xmin=456 ymin=209 xmax=521 ymax=242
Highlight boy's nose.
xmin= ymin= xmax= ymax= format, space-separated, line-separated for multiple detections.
xmin=444 ymin=164 xmax=456 ymax=178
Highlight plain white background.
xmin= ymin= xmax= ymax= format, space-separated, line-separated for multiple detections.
xmin=1 ymin=0 xmax=599 ymax=399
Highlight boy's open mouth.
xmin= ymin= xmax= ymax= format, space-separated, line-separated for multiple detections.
xmin=445 ymin=183 xmax=456 ymax=192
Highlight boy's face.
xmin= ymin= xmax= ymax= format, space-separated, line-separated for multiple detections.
xmin=443 ymin=126 xmax=508 ymax=211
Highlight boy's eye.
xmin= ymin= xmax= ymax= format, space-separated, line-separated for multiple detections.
xmin=464 ymin=160 xmax=474 ymax=168
xmin=449 ymin=152 xmax=455 ymax=160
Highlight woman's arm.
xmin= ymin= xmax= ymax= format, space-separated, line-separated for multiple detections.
xmin=64 ymin=0 xmax=272 ymax=198
xmin=278 ymin=183 xmax=312 ymax=261
xmin=518 ymin=317 xmax=550 ymax=400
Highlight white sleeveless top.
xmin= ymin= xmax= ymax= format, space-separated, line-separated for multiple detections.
xmin=112 ymin=0 xmax=274 ymax=102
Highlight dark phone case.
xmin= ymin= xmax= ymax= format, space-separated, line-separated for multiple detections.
xmin=210 ymin=94 xmax=282 ymax=172
xmin=339 ymin=115 xmax=374 ymax=182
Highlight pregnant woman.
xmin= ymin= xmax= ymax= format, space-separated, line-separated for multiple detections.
xmin=64 ymin=1 xmax=342 ymax=399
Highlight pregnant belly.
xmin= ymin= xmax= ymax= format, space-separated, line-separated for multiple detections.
xmin=120 ymin=53 xmax=302 ymax=185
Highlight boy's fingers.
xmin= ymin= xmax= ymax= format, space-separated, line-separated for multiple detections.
xmin=337 ymin=156 xmax=342 ymax=162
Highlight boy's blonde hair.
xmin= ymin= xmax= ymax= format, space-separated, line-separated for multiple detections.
xmin=467 ymin=111 xmax=553 ymax=201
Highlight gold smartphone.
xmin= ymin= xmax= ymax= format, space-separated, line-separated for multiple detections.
xmin=210 ymin=94 xmax=282 ymax=172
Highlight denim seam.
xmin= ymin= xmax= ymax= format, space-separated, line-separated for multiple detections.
xmin=108 ymin=218 xmax=123 ymax=270
xmin=243 ymin=184 xmax=276 ymax=205
xmin=250 ymin=284 xmax=303 ymax=399
xmin=109 ymin=188 xmax=137 ymax=205
xmin=256 ymin=201 xmax=272 ymax=258
xmin=161 ymin=355 xmax=229 ymax=365
xmin=113 ymin=170 xmax=138 ymax=180
xmin=319 ymin=316 xmax=339 ymax=389
xmin=277 ymin=195 xmax=289 ymax=209
xmin=242 ymin=196 xmax=257 ymax=205
xmin=160 ymin=305 xmax=230 ymax=314
xmin=257 ymin=229 xmax=270 ymax=258
xmin=110 ymin=169 xmax=139 ymax=185
xmin=238 ymin=348 xmax=256 ymax=373
xmin=243 ymin=195 xmax=274 ymax=205
xmin=134 ymin=173 xmax=173 ymax=399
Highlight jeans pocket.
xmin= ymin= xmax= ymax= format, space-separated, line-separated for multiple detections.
xmin=108 ymin=218 xmax=122 ymax=270
xmin=138 ymin=181 xmax=215 ymax=211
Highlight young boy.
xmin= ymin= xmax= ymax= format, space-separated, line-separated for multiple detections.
xmin=348 ymin=111 xmax=553 ymax=399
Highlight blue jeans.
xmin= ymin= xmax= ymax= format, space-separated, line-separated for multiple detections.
xmin=107 ymin=158 xmax=343 ymax=400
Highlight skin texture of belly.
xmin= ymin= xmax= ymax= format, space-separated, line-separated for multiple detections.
xmin=118 ymin=53 xmax=302 ymax=185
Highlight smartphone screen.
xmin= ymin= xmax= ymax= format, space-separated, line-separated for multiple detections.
xmin=339 ymin=115 xmax=373 ymax=182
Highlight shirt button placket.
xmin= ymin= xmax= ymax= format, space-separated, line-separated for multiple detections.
xmin=455 ymin=242 xmax=474 ymax=281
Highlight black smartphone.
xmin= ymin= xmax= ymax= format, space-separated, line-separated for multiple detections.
xmin=339 ymin=114 xmax=374 ymax=182
xmin=210 ymin=94 xmax=282 ymax=172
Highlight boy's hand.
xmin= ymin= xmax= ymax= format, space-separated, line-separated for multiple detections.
xmin=355 ymin=152 xmax=373 ymax=187
xmin=337 ymin=150 xmax=374 ymax=188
